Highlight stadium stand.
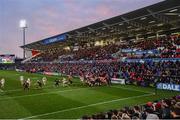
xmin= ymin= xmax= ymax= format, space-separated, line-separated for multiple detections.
xmin=120 ymin=61 xmax=180 ymax=86
xmin=17 ymin=0 xmax=180 ymax=88
xmin=17 ymin=0 xmax=180 ymax=119
xmin=21 ymin=35 xmax=180 ymax=62
xmin=19 ymin=60 xmax=179 ymax=87
xmin=20 ymin=0 xmax=180 ymax=62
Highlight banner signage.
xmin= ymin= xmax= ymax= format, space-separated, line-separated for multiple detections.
xmin=42 ymin=34 xmax=66 ymax=45
xmin=121 ymin=49 xmax=134 ymax=53
xmin=111 ymin=78 xmax=125 ymax=84
xmin=156 ymin=83 xmax=180 ymax=92
xmin=124 ymin=58 xmax=180 ymax=63
xmin=121 ymin=49 xmax=159 ymax=54
xmin=43 ymin=72 xmax=61 ymax=76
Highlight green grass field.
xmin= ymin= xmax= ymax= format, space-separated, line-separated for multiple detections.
xmin=0 ymin=70 xmax=179 ymax=119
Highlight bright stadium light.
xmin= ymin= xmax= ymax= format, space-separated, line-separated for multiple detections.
xmin=19 ymin=19 xmax=28 ymax=59
xmin=19 ymin=19 xmax=27 ymax=28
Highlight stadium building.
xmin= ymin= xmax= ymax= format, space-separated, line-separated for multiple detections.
xmin=21 ymin=0 xmax=180 ymax=63
xmin=0 ymin=0 xmax=180 ymax=119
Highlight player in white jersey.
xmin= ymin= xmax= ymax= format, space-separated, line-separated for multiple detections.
xmin=27 ymin=78 xmax=31 ymax=88
xmin=62 ymin=77 xmax=68 ymax=87
xmin=42 ymin=77 xmax=47 ymax=85
xmin=20 ymin=76 xmax=24 ymax=85
xmin=0 ymin=78 xmax=5 ymax=89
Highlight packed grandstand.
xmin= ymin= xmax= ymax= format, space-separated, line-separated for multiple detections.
xmin=19 ymin=0 xmax=180 ymax=86
xmin=0 ymin=0 xmax=180 ymax=119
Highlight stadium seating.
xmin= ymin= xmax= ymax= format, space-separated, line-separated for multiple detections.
xmin=19 ymin=35 xmax=180 ymax=86
xmin=27 ymin=34 xmax=180 ymax=63
xmin=119 ymin=35 xmax=180 ymax=59
xmin=120 ymin=61 xmax=180 ymax=86
xmin=20 ymin=62 xmax=121 ymax=78
xmin=19 ymin=60 xmax=179 ymax=86
xmin=29 ymin=44 xmax=120 ymax=62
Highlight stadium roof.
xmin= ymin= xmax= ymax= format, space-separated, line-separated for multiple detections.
xmin=22 ymin=0 xmax=180 ymax=50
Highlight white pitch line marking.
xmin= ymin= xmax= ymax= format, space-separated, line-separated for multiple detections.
xmin=20 ymin=93 xmax=154 ymax=119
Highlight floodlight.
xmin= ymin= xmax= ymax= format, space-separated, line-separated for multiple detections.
xmin=19 ymin=19 xmax=28 ymax=59
xmin=19 ymin=19 xmax=27 ymax=28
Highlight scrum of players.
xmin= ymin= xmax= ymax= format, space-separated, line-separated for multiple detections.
xmin=79 ymin=72 xmax=111 ymax=87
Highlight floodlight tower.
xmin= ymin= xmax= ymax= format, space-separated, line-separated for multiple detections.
xmin=19 ymin=19 xmax=27 ymax=59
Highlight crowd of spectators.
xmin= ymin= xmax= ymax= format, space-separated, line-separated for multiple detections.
xmin=129 ymin=35 xmax=180 ymax=50
xmin=120 ymin=35 xmax=180 ymax=59
xmin=19 ymin=61 xmax=121 ymax=79
xmin=120 ymin=61 xmax=180 ymax=86
xmin=17 ymin=34 xmax=180 ymax=88
xmin=31 ymin=44 xmax=120 ymax=62
xmin=29 ymin=34 xmax=180 ymax=62
xmin=82 ymin=95 xmax=180 ymax=119
xmin=0 ymin=64 xmax=15 ymax=70
xmin=69 ymin=44 xmax=120 ymax=61
xmin=18 ymin=60 xmax=179 ymax=86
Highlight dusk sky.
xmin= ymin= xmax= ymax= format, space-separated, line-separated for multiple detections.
xmin=0 ymin=0 xmax=164 ymax=58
